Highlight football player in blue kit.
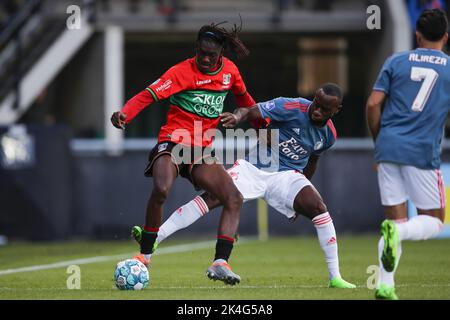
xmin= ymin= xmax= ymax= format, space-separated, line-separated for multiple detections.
xmin=133 ymin=83 xmax=356 ymax=289
xmin=366 ymin=9 xmax=450 ymax=300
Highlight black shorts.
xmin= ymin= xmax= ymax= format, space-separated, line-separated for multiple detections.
xmin=144 ymin=141 xmax=217 ymax=187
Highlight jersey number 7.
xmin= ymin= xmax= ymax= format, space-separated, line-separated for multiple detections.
xmin=410 ymin=66 xmax=439 ymax=112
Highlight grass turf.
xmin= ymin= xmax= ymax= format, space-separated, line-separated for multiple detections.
xmin=0 ymin=235 xmax=449 ymax=300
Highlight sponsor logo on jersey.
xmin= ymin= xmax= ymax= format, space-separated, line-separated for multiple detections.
xmin=314 ymin=140 xmax=323 ymax=150
xmin=192 ymin=93 xmax=226 ymax=116
xmin=279 ymin=137 xmax=308 ymax=160
xmin=192 ymin=93 xmax=226 ymax=105
xmin=158 ymin=142 xmax=168 ymax=152
xmin=155 ymin=79 xmax=172 ymax=92
xmin=223 ymin=73 xmax=231 ymax=85
xmin=171 ymin=91 xmax=228 ymax=118
xmin=292 ymin=128 xmax=300 ymax=135
xmin=196 ymin=79 xmax=212 ymax=86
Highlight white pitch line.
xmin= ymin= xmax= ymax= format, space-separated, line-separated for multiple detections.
xmin=0 ymin=238 xmax=254 ymax=276
xmin=1 ymin=283 xmax=449 ymax=291
xmin=129 ymin=283 xmax=450 ymax=290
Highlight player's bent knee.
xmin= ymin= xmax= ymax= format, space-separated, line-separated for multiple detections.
xmin=303 ymin=201 xmax=328 ymax=218
xmin=314 ymin=202 xmax=328 ymax=216
xmin=417 ymin=208 xmax=445 ymax=223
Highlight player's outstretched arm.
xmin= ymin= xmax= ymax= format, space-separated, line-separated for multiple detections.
xmin=111 ymin=88 xmax=156 ymax=130
xmin=366 ymin=91 xmax=386 ymax=141
xmin=220 ymin=106 xmax=261 ymax=128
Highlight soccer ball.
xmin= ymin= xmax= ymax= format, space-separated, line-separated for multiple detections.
xmin=114 ymin=259 xmax=149 ymax=290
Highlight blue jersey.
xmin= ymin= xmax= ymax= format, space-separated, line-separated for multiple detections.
xmin=373 ymin=48 xmax=450 ymax=169
xmin=247 ymin=97 xmax=337 ymax=172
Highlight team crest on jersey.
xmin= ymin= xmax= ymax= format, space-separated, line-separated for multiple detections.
xmin=158 ymin=143 xmax=169 ymax=152
xmin=261 ymin=101 xmax=275 ymax=112
xmin=314 ymin=140 xmax=323 ymax=151
xmin=222 ymin=73 xmax=231 ymax=85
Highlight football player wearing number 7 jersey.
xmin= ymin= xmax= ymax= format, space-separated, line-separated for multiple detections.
xmin=366 ymin=9 xmax=450 ymax=300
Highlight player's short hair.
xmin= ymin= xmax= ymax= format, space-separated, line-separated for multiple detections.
xmin=320 ymin=83 xmax=343 ymax=103
xmin=197 ymin=22 xmax=250 ymax=58
xmin=416 ymin=9 xmax=449 ymax=42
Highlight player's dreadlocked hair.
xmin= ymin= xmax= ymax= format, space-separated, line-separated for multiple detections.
xmin=197 ymin=20 xmax=250 ymax=59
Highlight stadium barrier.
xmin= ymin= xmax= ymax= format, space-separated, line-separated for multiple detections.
xmin=0 ymin=124 xmax=73 ymax=240
xmin=2 ymin=126 xmax=450 ymax=240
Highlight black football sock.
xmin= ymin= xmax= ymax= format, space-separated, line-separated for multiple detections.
xmin=140 ymin=228 xmax=159 ymax=254
xmin=214 ymin=235 xmax=234 ymax=262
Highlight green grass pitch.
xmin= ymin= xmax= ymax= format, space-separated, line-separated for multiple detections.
xmin=0 ymin=236 xmax=449 ymax=300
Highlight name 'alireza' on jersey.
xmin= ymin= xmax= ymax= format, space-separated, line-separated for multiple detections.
xmin=373 ymin=48 xmax=450 ymax=169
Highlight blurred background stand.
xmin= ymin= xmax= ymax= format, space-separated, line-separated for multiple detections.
xmin=0 ymin=0 xmax=449 ymax=241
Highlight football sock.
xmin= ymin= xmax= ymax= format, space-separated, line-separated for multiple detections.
xmin=395 ymin=215 xmax=443 ymax=241
xmin=140 ymin=227 xmax=158 ymax=255
xmin=377 ymin=219 xmax=405 ymax=288
xmin=377 ymin=235 xmax=402 ymax=288
xmin=377 ymin=216 xmax=442 ymax=288
xmin=312 ymin=212 xmax=341 ymax=279
xmin=213 ymin=258 xmax=227 ymax=264
xmin=157 ymin=196 xmax=209 ymax=244
xmin=214 ymin=235 xmax=234 ymax=262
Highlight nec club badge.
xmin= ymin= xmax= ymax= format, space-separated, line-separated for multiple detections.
xmin=223 ymin=73 xmax=231 ymax=85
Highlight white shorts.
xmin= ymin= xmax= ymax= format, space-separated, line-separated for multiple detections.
xmin=226 ymin=159 xmax=312 ymax=219
xmin=377 ymin=162 xmax=445 ymax=210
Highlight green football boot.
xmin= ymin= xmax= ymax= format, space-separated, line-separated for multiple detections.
xmin=328 ymin=277 xmax=356 ymax=289
xmin=131 ymin=226 xmax=158 ymax=253
xmin=375 ymin=283 xmax=399 ymax=300
xmin=380 ymin=220 xmax=400 ymax=272
xmin=131 ymin=225 xmax=143 ymax=244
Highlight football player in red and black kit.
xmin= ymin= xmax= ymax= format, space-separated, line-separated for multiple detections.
xmin=111 ymin=23 xmax=255 ymax=284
